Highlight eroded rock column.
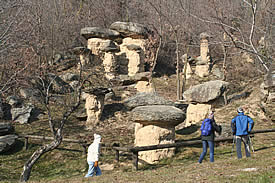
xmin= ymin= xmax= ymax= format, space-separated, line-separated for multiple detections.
xmin=195 ymin=33 xmax=210 ymax=77
xmin=132 ymin=105 xmax=185 ymax=164
xmin=82 ymin=92 xmax=105 ymax=128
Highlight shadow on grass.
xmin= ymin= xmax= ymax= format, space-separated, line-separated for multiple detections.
xmin=254 ymin=145 xmax=275 ymax=152
xmin=1 ymin=139 xmax=24 ymax=155
xmin=176 ymin=124 xmax=200 ymax=135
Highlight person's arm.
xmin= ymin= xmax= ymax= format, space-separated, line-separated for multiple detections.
xmin=212 ymin=119 xmax=221 ymax=134
xmin=231 ymin=117 xmax=236 ymax=135
xmin=248 ymin=117 xmax=254 ymax=132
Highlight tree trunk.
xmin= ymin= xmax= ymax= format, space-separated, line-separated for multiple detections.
xmin=20 ymin=131 xmax=62 ymax=182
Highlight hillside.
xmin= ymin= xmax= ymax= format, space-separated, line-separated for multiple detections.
xmin=1 ymin=59 xmax=274 ymax=182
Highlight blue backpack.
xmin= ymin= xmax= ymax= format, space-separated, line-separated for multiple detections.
xmin=200 ymin=118 xmax=212 ymax=136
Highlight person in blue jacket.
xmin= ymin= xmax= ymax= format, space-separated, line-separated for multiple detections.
xmin=231 ymin=107 xmax=254 ymax=159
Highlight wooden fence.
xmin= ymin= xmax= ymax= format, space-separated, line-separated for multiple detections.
xmin=19 ymin=128 xmax=275 ymax=170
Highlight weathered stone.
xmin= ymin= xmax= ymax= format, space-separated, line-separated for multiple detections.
xmin=19 ymin=88 xmax=41 ymax=102
xmin=132 ymin=105 xmax=185 ymax=126
xmin=127 ymin=49 xmax=144 ymax=76
xmin=135 ymin=125 xmax=175 ymax=164
xmin=6 ymin=96 xmax=22 ymax=108
xmin=72 ymin=47 xmax=91 ymax=55
xmin=88 ymin=38 xmax=118 ymax=56
xmin=182 ymin=62 xmax=193 ymax=80
xmin=124 ymin=92 xmax=174 ymax=110
xmin=0 ymin=134 xmax=18 ymax=153
xmin=72 ymin=47 xmax=92 ymax=69
xmin=200 ymin=32 xmax=209 ymax=63
xmin=117 ymin=37 xmax=146 ymax=76
xmin=118 ymin=72 xmax=151 ymax=85
xmin=185 ymin=103 xmax=211 ymax=126
xmin=47 ymin=73 xmax=74 ymax=94
xmin=80 ymin=27 xmax=120 ymax=40
xmin=134 ymin=81 xmax=155 ymax=93
xmin=110 ymin=22 xmax=150 ymax=39
xmin=195 ymin=65 xmax=209 ymax=77
xmin=82 ymin=88 xmax=112 ymax=127
xmin=183 ymin=80 xmax=229 ymax=103
xmin=0 ymin=122 xmax=14 ymax=136
xmin=103 ymin=52 xmax=118 ymax=80
xmin=60 ymin=72 xmax=79 ymax=82
xmin=11 ymin=104 xmax=34 ymax=124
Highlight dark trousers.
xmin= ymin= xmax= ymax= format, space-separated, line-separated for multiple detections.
xmin=236 ymin=135 xmax=251 ymax=159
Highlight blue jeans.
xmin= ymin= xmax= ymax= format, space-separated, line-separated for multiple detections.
xmin=85 ymin=161 xmax=102 ymax=177
xmin=198 ymin=140 xmax=214 ymax=163
xmin=236 ymin=135 xmax=251 ymax=159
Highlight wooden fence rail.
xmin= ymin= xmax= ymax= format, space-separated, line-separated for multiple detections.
xmin=18 ymin=128 xmax=275 ymax=170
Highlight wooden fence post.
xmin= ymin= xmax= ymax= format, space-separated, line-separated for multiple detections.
xmin=132 ymin=151 xmax=139 ymax=171
xmin=81 ymin=144 xmax=87 ymax=155
xmin=24 ymin=137 xmax=29 ymax=150
xmin=113 ymin=143 xmax=120 ymax=162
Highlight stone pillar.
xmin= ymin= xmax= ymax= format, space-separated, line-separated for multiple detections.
xmin=200 ymin=33 xmax=209 ymax=63
xmin=132 ymin=105 xmax=185 ymax=164
xmin=127 ymin=49 xmax=144 ymax=76
xmin=135 ymin=125 xmax=175 ymax=164
xmin=103 ymin=52 xmax=118 ymax=80
xmin=82 ymin=93 xmax=105 ymax=128
xmin=195 ymin=33 xmax=210 ymax=77
xmin=117 ymin=37 xmax=146 ymax=76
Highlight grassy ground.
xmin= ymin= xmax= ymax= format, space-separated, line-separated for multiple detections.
xmin=1 ymin=72 xmax=274 ymax=183
xmin=1 ymin=122 xmax=274 ymax=183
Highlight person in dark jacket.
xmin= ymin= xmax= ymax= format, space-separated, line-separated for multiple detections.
xmin=198 ymin=111 xmax=222 ymax=163
xmin=231 ymin=107 xmax=254 ymax=159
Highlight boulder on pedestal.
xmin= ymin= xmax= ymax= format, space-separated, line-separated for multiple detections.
xmin=132 ymin=105 xmax=185 ymax=164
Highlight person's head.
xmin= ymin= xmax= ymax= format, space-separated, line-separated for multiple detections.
xmin=208 ymin=110 xmax=214 ymax=119
xmin=93 ymin=133 xmax=101 ymax=143
xmin=237 ymin=107 xmax=244 ymax=113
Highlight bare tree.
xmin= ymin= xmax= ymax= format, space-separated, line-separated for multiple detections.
xmin=20 ymin=72 xmax=83 ymax=182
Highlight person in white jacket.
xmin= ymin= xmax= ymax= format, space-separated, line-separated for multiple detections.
xmin=85 ymin=133 xmax=102 ymax=177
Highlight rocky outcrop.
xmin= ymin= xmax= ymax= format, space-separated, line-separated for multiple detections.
xmin=0 ymin=134 xmax=18 ymax=153
xmin=132 ymin=105 xmax=185 ymax=126
xmin=110 ymin=21 xmax=150 ymax=39
xmin=0 ymin=122 xmax=14 ymax=136
xmin=80 ymin=27 xmax=120 ymax=40
xmin=10 ymin=104 xmax=37 ymax=124
xmin=185 ymin=103 xmax=211 ymax=127
xmin=183 ymin=80 xmax=229 ymax=103
xmin=81 ymin=22 xmax=150 ymax=79
xmin=0 ymin=122 xmax=17 ymax=153
xmin=47 ymin=73 xmax=74 ymax=94
xmin=124 ymin=92 xmax=174 ymax=110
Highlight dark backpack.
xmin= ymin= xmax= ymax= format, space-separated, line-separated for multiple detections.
xmin=200 ymin=118 xmax=212 ymax=136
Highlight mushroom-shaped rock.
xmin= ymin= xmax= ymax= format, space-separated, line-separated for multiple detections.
xmin=124 ymin=92 xmax=174 ymax=110
xmin=183 ymin=80 xmax=229 ymax=103
xmin=132 ymin=105 xmax=185 ymax=126
xmin=80 ymin=27 xmax=120 ymax=40
xmin=110 ymin=22 xmax=150 ymax=38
